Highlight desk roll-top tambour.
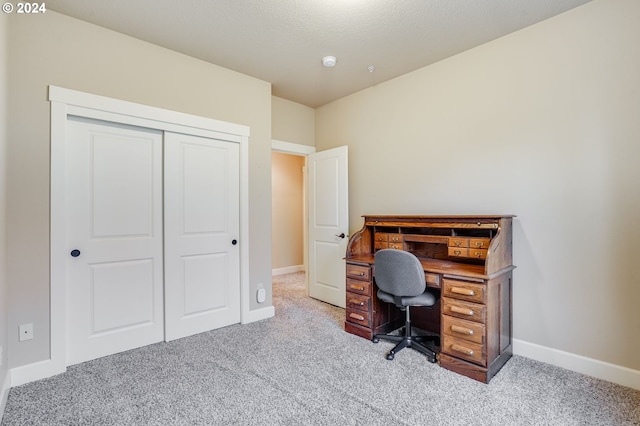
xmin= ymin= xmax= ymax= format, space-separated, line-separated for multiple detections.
xmin=345 ymin=215 xmax=515 ymax=383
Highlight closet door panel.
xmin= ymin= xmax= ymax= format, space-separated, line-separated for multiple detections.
xmin=66 ymin=117 xmax=164 ymax=366
xmin=164 ymin=132 xmax=241 ymax=341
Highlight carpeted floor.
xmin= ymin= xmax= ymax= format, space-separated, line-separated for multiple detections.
xmin=2 ymin=272 xmax=639 ymax=425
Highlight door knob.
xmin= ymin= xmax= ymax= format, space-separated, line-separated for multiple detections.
xmin=70 ymin=249 xmax=81 ymax=257
xmin=232 ymin=239 xmax=238 ymax=245
xmin=335 ymin=233 xmax=346 ymax=239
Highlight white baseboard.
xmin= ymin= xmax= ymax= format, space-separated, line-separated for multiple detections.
xmin=9 ymin=359 xmax=66 ymax=388
xmin=241 ymin=305 xmax=275 ymax=324
xmin=272 ymin=265 xmax=305 ymax=276
xmin=513 ymin=338 xmax=640 ymax=390
xmin=0 ymin=369 xmax=9 ymax=423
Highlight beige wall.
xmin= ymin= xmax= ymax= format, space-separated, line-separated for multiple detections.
xmin=271 ymin=153 xmax=305 ymax=270
xmin=6 ymin=11 xmax=273 ymax=368
xmin=0 ymin=11 xmax=10 ymax=403
xmin=271 ymin=96 xmax=314 ymax=273
xmin=316 ymin=0 xmax=640 ymax=371
xmin=272 ymin=96 xmax=315 ymax=146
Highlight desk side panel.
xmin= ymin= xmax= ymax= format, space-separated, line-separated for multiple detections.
xmin=346 ymin=222 xmax=371 ymax=258
xmin=485 ymin=217 xmax=513 ymax=275
xmin=486 ymin=271 xmax=512 ymax=363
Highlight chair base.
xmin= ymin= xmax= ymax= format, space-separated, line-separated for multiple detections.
xmin=372 ymin=307 xmax=439 ymax=363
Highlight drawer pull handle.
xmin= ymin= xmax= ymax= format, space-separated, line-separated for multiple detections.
xmin=451 ymin=325 xmax=474 ymax=335
xmin=451 ymin=344 xmax=474 ymax=356
xmin=454 ymin=241 xmax=462 ymax=247
xmin=451 ymin=287 xmax=475 ymax=296
xmin=359 ymin=272 xmax=365 ymax=276
xmin=453 ymin=250 xmax=462 ymax=256
xmin=474 ymin=251 xmax=483 ymax=258
xmin=475 ymin=242 xmax=484 ymax=248
xmin=349 ymin=285 xmax=365 ymax=291
xmin=450 ymin=305 xmax=474 ymax=316
xmin=349 ymin=313 xmax=365 ymax=321
xmin=349 ymin=299 xmax=365 ymax=307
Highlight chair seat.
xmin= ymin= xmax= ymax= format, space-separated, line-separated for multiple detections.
xmin=377 ymin=289 xmax=436 ymax=307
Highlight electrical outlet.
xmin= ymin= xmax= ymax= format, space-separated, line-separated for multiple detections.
xmin=19 ymin=323 xmax=34 ymax=341
xmin=257 ymin=283 xmax=266 ymax=303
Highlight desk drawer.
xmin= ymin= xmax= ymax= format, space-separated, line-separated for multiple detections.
xmin=468 ymin=249 xmax=488 ymax=260
xmin=443 ymin=315 xmax=484 ymax=345
xmin=346 ymin=308 xmax=370 ymax=328
xmin=443 ymin=279 xmax=485 ymax=304
xmin=448 ymin=247 xmax=469 ymax=258
xmin=469 ymin=238 xmax=491 ymax=249
xmin=347 ymin=278 xmax=371 ymax=296
xmin=375 ymin=242 xmax=402 ymax=250
xmin=374 ymin=241 xmax=388 ymax=250
xmin=388 ymin=233 xmax=402 ymax=244
xmin=374 ymin=232 xmax=388 ymax=243
xmin=346 ymin=293 xmax=370 ymax=311
xmin=448 ymin=237 xmax=469 ymax=248
xmin=442 ymin=297 xmax=486 ymax=323
xmin=425 ymin=273 xmax=441 ymax=288
xmin=443 ymin=335 xmax=486 ymax=366
xmin=346 ymin=264 xmax=371 ymax=281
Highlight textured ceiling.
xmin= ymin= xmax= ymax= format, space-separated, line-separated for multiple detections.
xmin=46 ymin=0 xmax=593 ymax=108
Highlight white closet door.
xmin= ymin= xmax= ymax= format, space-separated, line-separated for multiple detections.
xmin=164 ymin=132 xmax=241 ymax=341
xmin=66 ymin=117 xmax=164 ymax=365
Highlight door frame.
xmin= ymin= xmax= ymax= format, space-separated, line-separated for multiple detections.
xmin=22 ymin=86 xmax=252 ymax=384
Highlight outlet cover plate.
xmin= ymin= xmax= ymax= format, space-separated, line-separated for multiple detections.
xmin=19 ymin=323 xmax=34 ymax=341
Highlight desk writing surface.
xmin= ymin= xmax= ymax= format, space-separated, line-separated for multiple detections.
xmin=347 ymin=254 xmax=488 ymax=280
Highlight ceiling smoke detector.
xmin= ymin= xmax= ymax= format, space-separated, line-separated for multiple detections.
xmin=322 ymin=56 xmax=337 ymax=67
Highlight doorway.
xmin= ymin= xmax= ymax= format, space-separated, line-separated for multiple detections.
xmin=270 ymin=140 xmax=348 ymax=308
xmin=271 ymin=140 xmax=314 ymax=278
xmin=271 ymin=151 xmax=306 ymax=276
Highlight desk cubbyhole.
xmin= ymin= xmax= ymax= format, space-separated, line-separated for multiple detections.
xmin=450 ymin=229 xmax=494 ymax=238
xmin=403 ymin=241 xmax=448 ymax=260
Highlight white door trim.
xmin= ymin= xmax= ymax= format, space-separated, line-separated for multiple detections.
xmin=272 ymin=139 xmax=316 ymax=156
xmin=12 ymin=86 xmax=251 ymax=386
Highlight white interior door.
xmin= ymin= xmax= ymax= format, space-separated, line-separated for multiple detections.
xmin=307 ymin=146 xmax=348 ymax=308
xmin=66 ymin=117 xmax=164 ymax=365
xmin=164 ymin=132 xmax=241 ymax=341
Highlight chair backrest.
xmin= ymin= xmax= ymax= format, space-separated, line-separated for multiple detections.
xmin=374 ymin=249 xmax=426 ymax=297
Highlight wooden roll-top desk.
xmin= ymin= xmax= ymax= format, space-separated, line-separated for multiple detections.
xmin=345 ymin=215 xmax=515 ymax=383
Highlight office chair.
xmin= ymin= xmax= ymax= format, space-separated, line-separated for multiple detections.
xmin=372 ymin=249 xmax=439 ymax=362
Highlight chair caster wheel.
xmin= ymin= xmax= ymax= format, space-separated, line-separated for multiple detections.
xmin=386 ymin=352 xmax=395 ymax=361
xmin=372 ymin=336 xmax=379 ymax=343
